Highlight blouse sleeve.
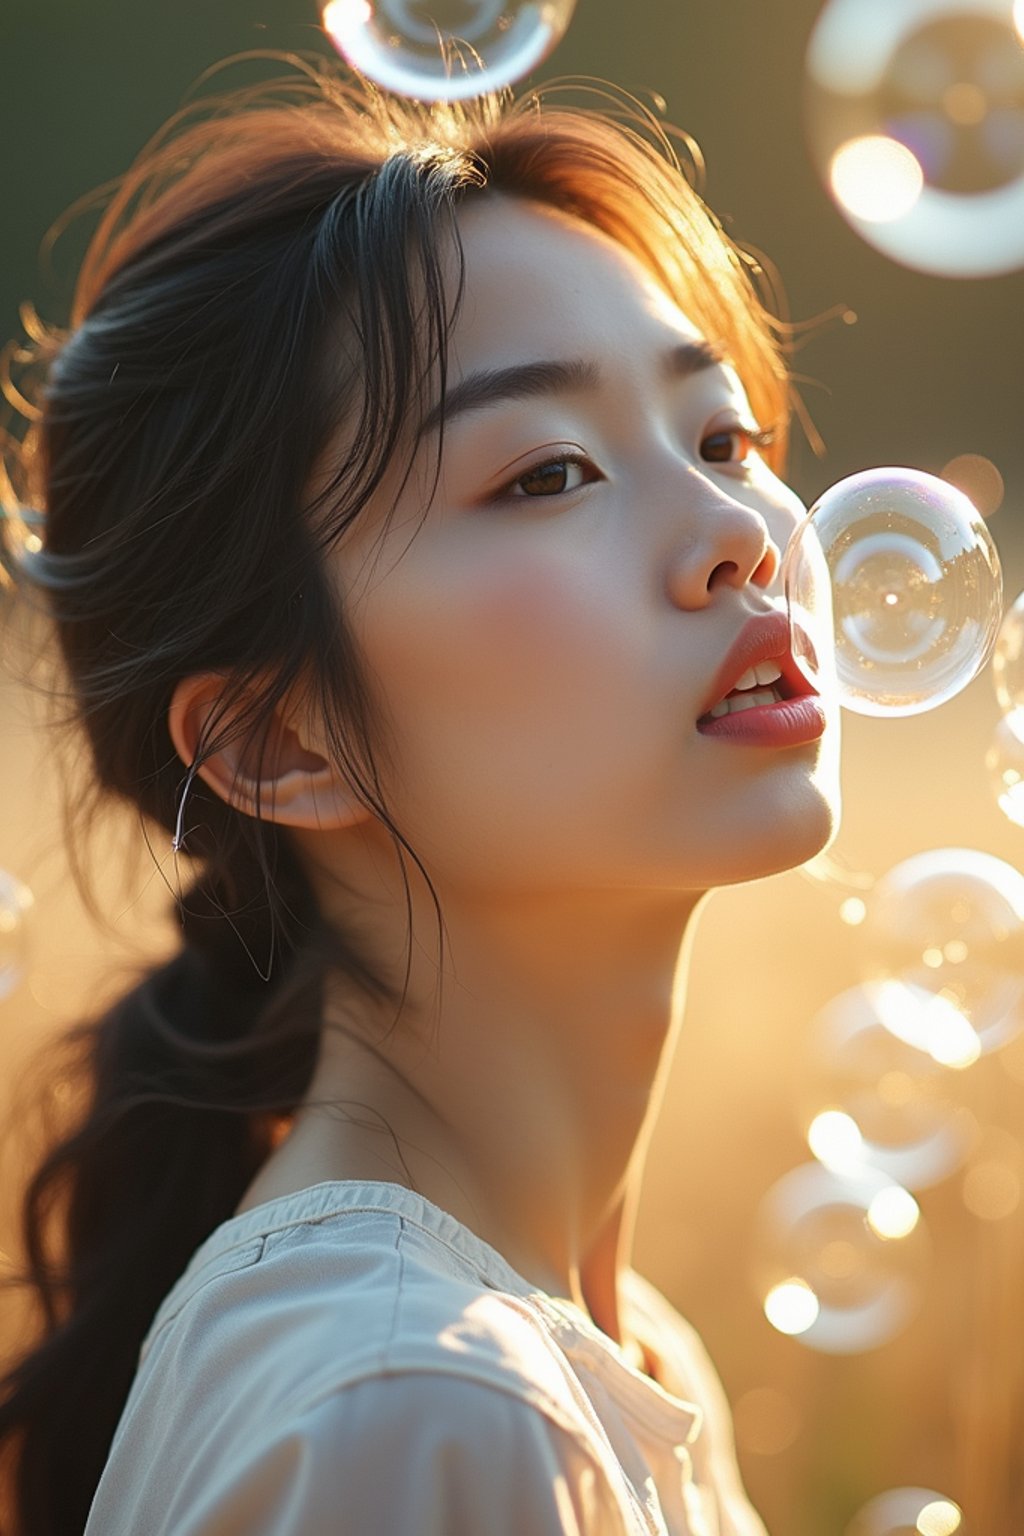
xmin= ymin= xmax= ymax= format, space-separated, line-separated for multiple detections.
xmin=175 ymin=1372 xmax=637 ymax=1536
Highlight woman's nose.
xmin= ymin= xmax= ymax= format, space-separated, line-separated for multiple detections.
xmin=664 ymin=477 xmax=781 ymax=609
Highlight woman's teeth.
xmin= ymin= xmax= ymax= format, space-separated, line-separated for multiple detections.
xmin=706 ymin=661 xmax=785 ymax=720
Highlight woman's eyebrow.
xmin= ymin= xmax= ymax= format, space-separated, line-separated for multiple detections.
xmin=418 ymin=339 xmax=727 ymax=439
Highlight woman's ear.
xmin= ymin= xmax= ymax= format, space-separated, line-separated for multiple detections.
xmin=167 ymin=672 xmax=372 ymax=832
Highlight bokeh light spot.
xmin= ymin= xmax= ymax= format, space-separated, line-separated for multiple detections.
xmin=830 ymin=135 xmax=926 ymax=222
xmin=867 ymin=1184 xmax=921 ymax=1240
xmin=963 ymin=1157 xmax=1021 ymax=1219
xmin=941 ymin=452 xmax=1005 ymax=517
xmin=917 ymin=1501 xmax=962 ymax=1536
xmin=808 ymin=1109 xmax=865 ymax=1172
xmin=732 ymin=1387 xmax=802 ymax=1456
xmin=764 ymin=1279 xmax=820 ymax=1336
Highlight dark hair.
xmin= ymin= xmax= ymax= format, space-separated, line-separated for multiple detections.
xmin=0 ymin=55 xmax=791 ymax=1535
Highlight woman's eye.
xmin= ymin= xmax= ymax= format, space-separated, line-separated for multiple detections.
xmin=700 ymin=425 xmax=776 ymax=465
xmin=507 ymin=454 xmax=599 ymax=498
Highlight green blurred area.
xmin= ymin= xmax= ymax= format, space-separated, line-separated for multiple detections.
xmin=3 ymin=0 xmax=1023 ymax=530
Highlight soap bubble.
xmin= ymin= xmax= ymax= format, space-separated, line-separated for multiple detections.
xmin=992 ymin=588 xmax=1024 ymax=715
xmin=805 ymin=987 xmax=975 ymax=1190
xmin=986 ymin=709 xmax=1024 ymax=827
xmin=0 ymin=869 xmax=34 ymax=1002
xmin=862 ymin=848 xmax=1024 ymax=1060
xmin=755 ymin=1162 xmax=928 ymax=1353
xmin=845 ymin=1488 xmax=964 ymax=1536
xmin=321 ymin=0 xmax=577 ymax=100
xmin=806 ymin=0 xmax=1024 ymax=277
xmin=783 ymin=467 xmax=1002 ymax=717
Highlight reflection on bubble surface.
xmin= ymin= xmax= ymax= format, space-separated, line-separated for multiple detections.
xmin=784 ymin=468 xmax=1002 ymax=717
xmin=755 ymin=1162 xmax=928 ymax=1353
xmin=806 ymin=0 xmax=1024 ymax=275
xmin=321 ymin=0 xmax=576 ymax=99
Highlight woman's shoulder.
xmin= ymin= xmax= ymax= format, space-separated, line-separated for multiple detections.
xmin=136 ymin=1180 xmax=586 ymax=1419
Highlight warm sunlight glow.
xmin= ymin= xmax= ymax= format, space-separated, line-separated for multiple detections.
xmin=764 ymin=1280 xmax=819 ymax=1336
xmin=839 ymin=897 xmax=868 ymax=926
xmin=322 ymin=0 xmax=373 ymax=45
xmin=917 ymin=1500 xmax=963 ymax=1536
xmin=808 ymin=1110 xmax=864 ymax=1173
xmin=867 ymin=1185 xmax=921 ymax=1241
xmin=830 ymin=136 xmax=925 ymax=224
xmin=1016 ymin=0 xmax=1024 ymax=46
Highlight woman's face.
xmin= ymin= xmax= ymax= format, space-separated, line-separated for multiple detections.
xmin=328 ymin=195 xmax=840 ymax=895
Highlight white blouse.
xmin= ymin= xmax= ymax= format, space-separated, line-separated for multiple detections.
xmin=84 ymin=1180 xmax=768 ymax=1535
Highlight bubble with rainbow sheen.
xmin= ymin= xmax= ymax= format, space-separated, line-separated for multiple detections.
xmin=0 ymin=869 xmax=34 ymax=1003
xmin=784 ymin=468 xmax=1002 ymax=717
xmin=321 ymin=0 xmax=577 ymax=100
xmin=805 ymin=0 xmax=1024 ymax=276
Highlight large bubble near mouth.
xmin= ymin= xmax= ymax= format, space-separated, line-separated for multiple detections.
xmin=321 ymin=0 xmax=577 ymax=100
xmin=783 ymin=467 xmax=1002 ymax=717
xmin=806 ymin=0 xmax=1024 ymax=277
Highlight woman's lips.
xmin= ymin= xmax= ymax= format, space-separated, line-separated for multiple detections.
xmin=696 ymin=693 xmax=827 ymax=746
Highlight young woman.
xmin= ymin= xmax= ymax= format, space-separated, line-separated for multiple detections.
xmin=0 ymin=56 xmax=838 ymax=1536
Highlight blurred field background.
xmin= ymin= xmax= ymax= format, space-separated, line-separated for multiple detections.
xmin=2 ymin=2 xmax=1024 ymax=1532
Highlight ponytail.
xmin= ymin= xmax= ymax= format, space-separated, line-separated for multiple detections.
xmin=0 ymin=839 xmax=330 ymax=1535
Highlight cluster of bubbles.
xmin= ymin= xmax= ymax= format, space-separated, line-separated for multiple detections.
xmin=760 ymin=833 xmax=1024 ymax=1333
xmin=320 ymin=0 xmax=577 ymax=99
xmin=805 ymin=0 xmax=1024 ymax=277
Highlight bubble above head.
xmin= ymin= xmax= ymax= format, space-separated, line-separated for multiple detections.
xmin=321 ymin=0 xmax=578 ymax=100
xmin=806 ymin=0 xmax=1024 ymax=276
xmin=845 ymin=1488 xmax=964 ymax=1536
xmin=783 ymin=468 xmax=1003 ymax=717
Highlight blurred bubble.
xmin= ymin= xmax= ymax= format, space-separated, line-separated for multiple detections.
xmin=986 ymin=709 xmax=1024 ymax=826
xmin=805 ymin=986 xmax=975 ymax=1190
xmin=806 ymin=0 xmax=1024 ymax=277
xmin=846 ymin=1489 xmax=964 ymax=1536
xmin=0 ymin=869 xmax=34 ymax=1002
xmin=320 ymin=0 xmax=576 ymax=99
xmin=755 ymin=1162 xmax=928 ymax=1353
xmin=963 ymin=1157 xmax=1021 ymax=1218
xmin=862 ymin=849 xmax=1024 ymax=1059
xmin=941 ymin=454 xmax=1005 ymax=518
xmin=993 ymin=588 xmax=1024 ymax=715
xmin=732 ymin=1387 xmax=802 ymax=1456
xmin=784 ymin=468 xmax=1002 ymax=718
